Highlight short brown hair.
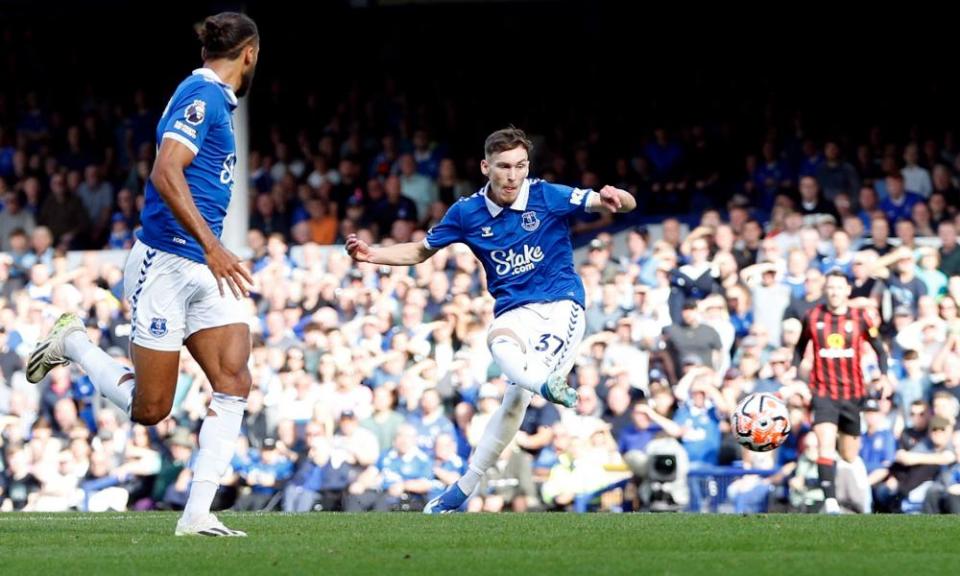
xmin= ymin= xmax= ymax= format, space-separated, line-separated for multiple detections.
xmin=825 ymin=269 xmax=849 ymax=283
xmin=484 ymin=127 xmax=532 ymax=158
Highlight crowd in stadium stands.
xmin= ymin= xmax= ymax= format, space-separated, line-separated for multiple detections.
xmin=4 ymin=74 xmax=960 ymax=514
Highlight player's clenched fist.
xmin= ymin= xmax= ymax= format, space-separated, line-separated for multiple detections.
xmin=598 ymin=185 xmax=625 ymax=211
xmin=346 ymin=234 xmax=372 ymax=262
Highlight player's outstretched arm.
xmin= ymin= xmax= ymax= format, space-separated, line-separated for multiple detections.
xmin=587 ymin=185 xmax=637 ymax=213
xmin=345 ymin=234 xmax=436 ymax=266
xmin=151 ymin=139 xmax=252 ymax=297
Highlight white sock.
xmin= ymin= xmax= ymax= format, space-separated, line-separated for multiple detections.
xmin=65 ymin=332 xmax=134 ymax=413
xmin=489 ymin=336 xmax=550 ymax=395
xmin=457 ymin=384 xmax=532 ymax=495
xmin=184 ymin=481 xmax=218 ymax=520
xmin=183 ymin=392 xmax=247 ymax=522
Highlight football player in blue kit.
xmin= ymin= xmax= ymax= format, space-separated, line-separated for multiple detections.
xmin=28 ymin=12 xmax=259 ymax=536
xmin=346 ymin=127 xmax=636 ymax=512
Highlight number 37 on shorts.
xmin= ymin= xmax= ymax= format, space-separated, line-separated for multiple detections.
xmin=535 ymin=333 xmax=564 ymax=355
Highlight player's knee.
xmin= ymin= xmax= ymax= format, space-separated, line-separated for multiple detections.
xmin=131 ymin=404 xmax=168 ymax=426
xmin=215 ymin=364 xmax=252 ymax=398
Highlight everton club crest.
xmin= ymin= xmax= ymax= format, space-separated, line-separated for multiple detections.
xmin=149 ymin=317 xmax=168 ymax=338
xmin=521 ymin=210 xmax=540 ymax=232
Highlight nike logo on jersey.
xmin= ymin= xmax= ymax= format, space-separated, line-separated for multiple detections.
xmin=491 ymin=244 xmax=544 ymax=276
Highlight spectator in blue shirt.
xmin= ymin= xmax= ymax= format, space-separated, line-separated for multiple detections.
xmin=857 ymin=185 xmax=880 ymax=231
xmin=282 ymin=424 xmax=332 ymax=512
xmin=233 ymin=438 xmax=295 ymax=511
xmin=411 ymin=129 xmax=443 ymax=179
xmin=819 ymin=230 xmax=855 ymax=276
xmin=673 ymin=377 xmax=724 ymax=466
xmin=408 ymin=388 xmax=455 ymax=454
xmin=378 ymin=424 xmax=434 ymax=511
xmin=796 ymin=139 xmax=823 ymax=178
xmin=880 ymin=173 xmax=923 ymax=225
xmin=923 ymin=459 xmax=960 ymax=513
xmin=755 ymin=142 xmax=794 ymax=211
xmin=621 ymin=226 xmax=658 ymax=287
xmin=860 ymin=409 xmax=897 ymax=502
xmin=345 ymin=424 xmax=433 ymax=511
xmin=429 ymin=433 xmax=465 ymax=501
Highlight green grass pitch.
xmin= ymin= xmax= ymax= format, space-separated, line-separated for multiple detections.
xmin=1 ymin=513 xmax=958 ymax=575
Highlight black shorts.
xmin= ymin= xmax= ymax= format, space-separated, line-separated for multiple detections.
xmin=811 ymin=396 xmax=862 ymax=436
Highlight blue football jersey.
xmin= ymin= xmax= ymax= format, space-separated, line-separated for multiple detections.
xmin=424 ymin=178 xmax=598 ymax=316
xmin=138 ymin=68 xmax=238 ymax=263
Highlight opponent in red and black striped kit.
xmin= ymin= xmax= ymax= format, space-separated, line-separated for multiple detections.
xmin=794 ymin=303 xmax=888 ymax=403
xmin=792 ymin=270 xmax=889 ymax=513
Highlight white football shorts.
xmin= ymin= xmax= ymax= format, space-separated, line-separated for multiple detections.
xmin=123 ymin=239 xmax=247 ymax=352
xmin=488 ymin=299 xmax=586 ymax=376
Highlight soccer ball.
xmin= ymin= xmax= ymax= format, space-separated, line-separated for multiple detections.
xmin=731 ymin=393 xmax=791 ymax=452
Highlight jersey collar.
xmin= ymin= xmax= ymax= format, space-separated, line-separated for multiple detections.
xmin=483 ymin=178 xmax=530 ymax=217
xmin=192 ymin=68 xmax=239 ymax=107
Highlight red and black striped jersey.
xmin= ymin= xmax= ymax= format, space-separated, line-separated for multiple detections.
xmin=794 ymin=304 xmax=888 ymax=401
